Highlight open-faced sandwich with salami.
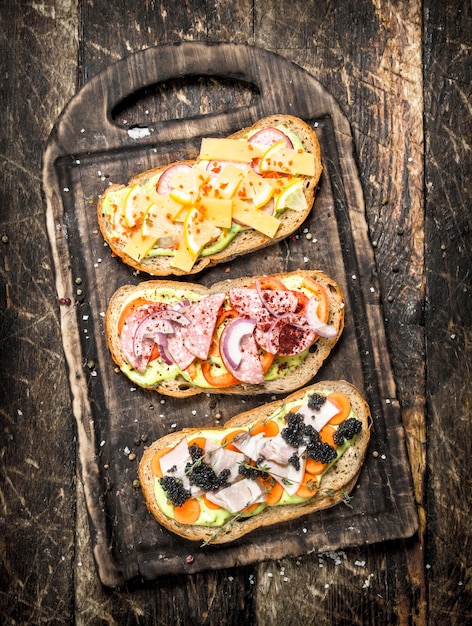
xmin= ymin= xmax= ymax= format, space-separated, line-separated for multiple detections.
xmin=139 ymin=380 xmax=371 ymax=544
xmin=105 ymin=270 xmax=344 ymax=397
xmin=98 ymin=115 xmax=322 ymax=276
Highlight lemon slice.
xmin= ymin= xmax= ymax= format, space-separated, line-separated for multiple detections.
xmin=169 ymin=163 xmax=210 ymax=205
xmin=183 ymin=207 xmax=221 ymax=256
xmin=275 ymin=180 xmax=308 ymax=212
xmin=142 ymin=203 xmax=179 ymax=246
xmin=238 ymin=169 xmax=274 ymax=209
xmin=258 ymin=140 xmax=287 ymax=173
xmin=124 ymin=184 xmax=151 ymax=227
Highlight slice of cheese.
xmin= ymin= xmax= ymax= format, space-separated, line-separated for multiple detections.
xmin=206 ymin=164 xmax=245 ymax=199
xmin=123 ymin=229 xmax=158 ymax=262
xmin=197 ymin=197 xmax=233 ymax=228
xmin=199 ymin=138 xmax=264 ymax=163
xmin=170 ymin=239 xmax=199 ymax=273
xmin=232 ymin=198 xmax=281 ymax=238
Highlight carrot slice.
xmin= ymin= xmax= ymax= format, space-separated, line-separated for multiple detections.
xmin=319 ymin=424 xmax=337 ymax=448
xmin=149 ymin=343 xmax=160 ymax=361
xmin=187 ymin=436 xmax=206 ymax=450
xmin=260 ymin=350 xmax=274 ymax=373
xmin=305 ymin=457 xmax=328 ymax=475
xmin=173 ymin=498 xmax=201 ymax=525
xmin=261 ymin=477 xmax=284 ymax=505
xmin=117 ymin=297 xmax=152 ymax=335
xmin=296 ymin=472 xmax=319 ymax=499
xmin=251 ymin=418 xmax=280 ymax=438
xmin=150 ymin=446 xmax=173 ymax=478
xmin=327 ymin=391 xmax=351 ymax=424
xmin=221 ymin=429 xmax=247 ymax=451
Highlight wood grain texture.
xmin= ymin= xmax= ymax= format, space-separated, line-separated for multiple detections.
xmin=423 ymin=2 xmax=472 ymax=623
xmin=1 ymin=0 xmax=471 ymax=624
xmin=0 ymin=2 xmax=79 ymax=625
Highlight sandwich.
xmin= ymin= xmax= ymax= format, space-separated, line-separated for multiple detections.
xmin=139 ymin=380 xmax=371 ymax=544
xmin=98 ymin=115 xmax=322 ymax=275
xmin=105 ymin=270 xmax=344 ymax=397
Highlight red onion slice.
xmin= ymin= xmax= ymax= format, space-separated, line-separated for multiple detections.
xmin=305 ymin=296 xmax=337 ymax=338
xmin=220 ymin=317 xmax=257 ymax=370
xmin=156 ymin=332 xmax=174 ymax=366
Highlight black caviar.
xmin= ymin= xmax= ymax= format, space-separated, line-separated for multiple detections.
xmin=306 ymin=441 xmax=337 ymax=464
xmin=239 ymin=458 xmax=269 ymax=480
xmin=281 ymin=413 xmax=321 ymax=448
xmin=159 ymin=475 xmax=192 ymax=507
xmin=333 ymin=418 xmax=362 ymax=445
xmin=307 ymin=393 xmax=327 ymax=411
xmin=186 ymin=444 xmax=231 ymax=492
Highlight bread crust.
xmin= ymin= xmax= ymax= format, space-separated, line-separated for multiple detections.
xmin=105 ymin=270 xmax=345 ymax=397
xmin=97 ymin=115 xmax=322 ymax=276
xmin=139 ymin=380 xmax=371 ymax=544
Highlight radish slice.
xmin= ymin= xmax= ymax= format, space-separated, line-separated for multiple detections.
xmin=220 ymin=318 xmax=257 ymax=369
xmin=305 ymin=296 xmax=337 ymax=338
xmin=248 ymin=127 xmax=293 ymax=149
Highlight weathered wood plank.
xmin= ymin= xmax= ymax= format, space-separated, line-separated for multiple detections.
xmin=0 ymin=1 xmax=79 ymax=625
xmin=423 ymin=1 xmax=472 ymax=622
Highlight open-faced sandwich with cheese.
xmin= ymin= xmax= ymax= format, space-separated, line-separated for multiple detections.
xmin=105 ymin=270 xmax=344 ymax=397
xmin=139 ymin=380 xmax=371 ymax=544
xmin=98 ymin=115 xmax=322 ymax=275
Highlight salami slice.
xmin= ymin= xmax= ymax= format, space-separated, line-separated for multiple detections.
xmin=166 ymin=324 xmax=195 ymax=370
xmin=229 ymin=287 xmax=299 ymax=353
xmin=220 ymin=328 xmax=265 ymax=384
xmin=182 ymin=293 xmax=226 ymax=360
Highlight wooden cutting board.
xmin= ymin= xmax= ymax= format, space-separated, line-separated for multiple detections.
xmin=42 ymin=42 xmax=418 ymax=587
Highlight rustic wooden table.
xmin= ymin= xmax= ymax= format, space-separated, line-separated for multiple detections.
xmin=1 ymin=1 xmax=470 ymax=624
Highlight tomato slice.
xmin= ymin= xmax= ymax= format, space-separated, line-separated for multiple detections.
xmin=301 ymin=277 xmax=329 ymax=323
xmin=249 ymin=276 xmax=288 ymax=291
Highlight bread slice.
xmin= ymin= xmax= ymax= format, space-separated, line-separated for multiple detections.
xmin=139 ymin=380 xmax=371 ymax=544
xmin=105 ymin=270 xmax=344 ymax=397
xmin=97 ymin=115 xmax=322 ymax=276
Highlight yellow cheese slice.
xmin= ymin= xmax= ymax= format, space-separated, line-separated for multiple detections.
xmin=232 ymin=198 xmax=281 ymax=238
xmin=123 ymin=229 xmax=158 ymax=262
xmin=170 ymin=239 xmax=198 ymax=273
xmin=206 ymin=164 xmax=244 ymax=199
xmin=197 ymin=197 xmax=233 ymax=228
xmin=199 ymin=138 xmax=264 ymax=163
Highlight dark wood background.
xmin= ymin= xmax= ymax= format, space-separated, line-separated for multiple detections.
xmin=1 ymin=1 xmax=470 ymax=624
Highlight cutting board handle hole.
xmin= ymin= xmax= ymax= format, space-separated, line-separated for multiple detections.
xmin=111 ymin=76 xmax=260 ymax=128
